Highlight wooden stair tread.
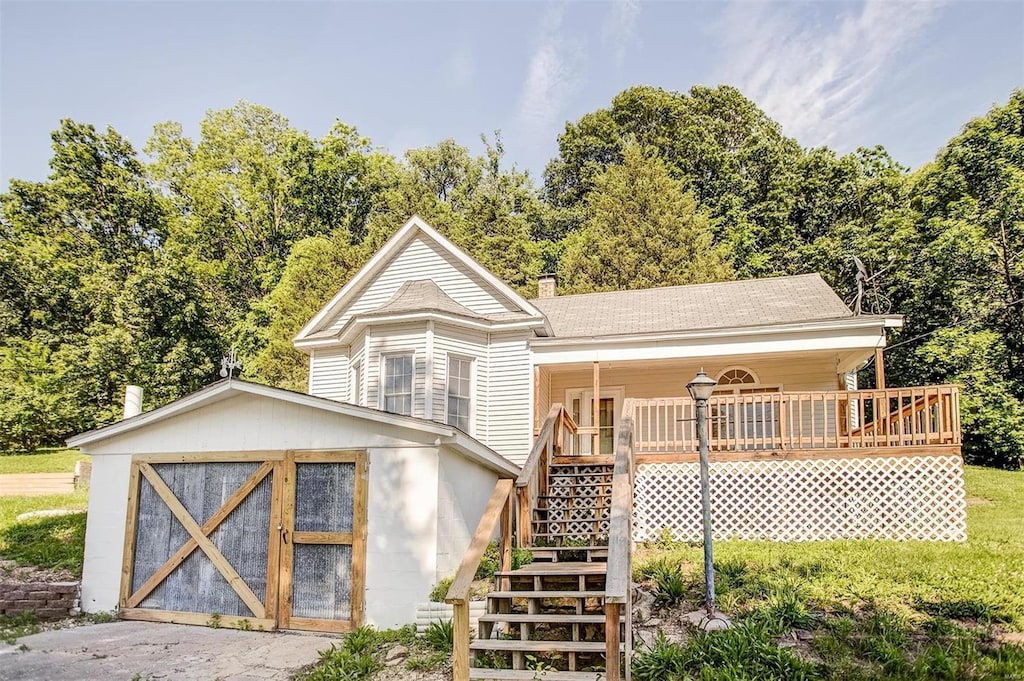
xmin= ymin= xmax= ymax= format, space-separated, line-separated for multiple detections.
xmin=477 ymin=613 xmax=606 ymax=624
xmin=496 ymin=561 xmax=606 ymax=576
xmin=530 ymin=545 xmax=609 ymax=551
xmin=487 ymin=590 xmax=605 ymax=599
xmin=469 ymin=669 xmax=605 ymax=680
xmin=470 ymin=639 xmax=606 ymax=652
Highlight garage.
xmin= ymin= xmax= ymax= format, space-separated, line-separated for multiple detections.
xmin=69 ymin=379 xmax=518 ymax=630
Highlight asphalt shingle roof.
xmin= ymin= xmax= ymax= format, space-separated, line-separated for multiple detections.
xmin=529 ymin=274 xmax=853 ymax=338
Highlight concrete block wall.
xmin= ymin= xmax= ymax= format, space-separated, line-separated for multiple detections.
xmin=0 ymin=581 xmax=80 ymax=620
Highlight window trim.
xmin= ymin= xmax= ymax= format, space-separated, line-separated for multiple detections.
xmin=380 ymin=352 xmax=415 ymax=416
xmin=350 ymin=360 xmax=363 ymax=406
xmin=445 ymin=353 xmax=475 ymax=435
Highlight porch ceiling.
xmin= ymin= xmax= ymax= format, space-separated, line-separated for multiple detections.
xmin=538 ymin=348 xmax=874 ymax=377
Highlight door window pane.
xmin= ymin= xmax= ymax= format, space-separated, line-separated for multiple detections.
xmin=383 ymin=354 xmax=413 ymax=415
xmin=599 ymin=398 xmax=615 ymax=455
xmin=446 ymin=357 xmax=472 ymax=432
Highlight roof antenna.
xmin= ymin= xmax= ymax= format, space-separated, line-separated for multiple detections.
xmin=219 ymin=347 xmax=242 ymax=380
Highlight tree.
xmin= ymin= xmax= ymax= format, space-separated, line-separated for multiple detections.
xmin=558 ymin=143 xmax=733 ymax=294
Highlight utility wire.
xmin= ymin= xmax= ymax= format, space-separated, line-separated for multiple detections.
xmin=883 ymin=296 xmax=1024 ymax=353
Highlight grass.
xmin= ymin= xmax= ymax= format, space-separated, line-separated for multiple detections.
xmin=294 ymin=624 xmax=451 ymax=680
xmin=632 ymin=465 xmax=1024 ymax=680
xmin=0 ymin=448 xmax=87 ymax=475
xmin=0 ymin=490 xmax=89 ymax=576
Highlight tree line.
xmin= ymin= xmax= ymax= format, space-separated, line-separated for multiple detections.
xmin=1 ymin=85 xmax=1021 ymax=468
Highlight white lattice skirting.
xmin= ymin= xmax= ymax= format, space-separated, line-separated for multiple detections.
xmin=633 ymin=455 xmax=967 ymax=542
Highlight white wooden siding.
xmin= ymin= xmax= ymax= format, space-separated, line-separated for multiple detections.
xmin=328 ymin=235 xmax=518 ymax=333
xmin=433 ymin=324 xmax=489 ymax=437
xmin=486 ymin=331 xmax=534 ymax=465
xmin=367 ymin=324 xmax=428 ymax=417
xmin=308 ymin=346 xmax=349 ymax=401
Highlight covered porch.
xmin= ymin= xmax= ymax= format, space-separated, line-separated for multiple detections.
xmin=533 ymin=350 xmax=962 ymax=458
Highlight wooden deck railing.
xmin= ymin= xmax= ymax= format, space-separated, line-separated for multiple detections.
xmin=631 ymin=385 xmax=960 ymax=453
xmin=604 ymin=398 xmax=636 ymax=681
xmin=515 ymin=403 xmax=577 ymax=547
xmin=446 ymin=478 xmax=514 ymax=681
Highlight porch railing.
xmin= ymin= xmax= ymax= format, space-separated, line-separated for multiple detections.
xmin=631 ymin=385 xmax=960 ymax=453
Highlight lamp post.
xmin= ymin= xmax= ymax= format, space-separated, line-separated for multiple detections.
xmin=687 ymin=370 xmax=728 ymax=629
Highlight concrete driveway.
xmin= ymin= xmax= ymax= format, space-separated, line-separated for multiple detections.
xmin=0 ymin=621 xmax=337 ymax=680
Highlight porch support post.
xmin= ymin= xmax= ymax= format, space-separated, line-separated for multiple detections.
xmin=533 ymin=366 xmax=541 ymax=436
xmin=592 ymin=361 xmax=601 ymax=455
xmin=875 ymin=348 xmax=886 ymax=389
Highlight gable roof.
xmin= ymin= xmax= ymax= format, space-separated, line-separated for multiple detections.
xmin=531 ymin=274 xmax=865 ymax=339
xmin=66 ymin=379 xmax=520 ymax=478
xmin=295 ymin=216 xmax=550 ymax=344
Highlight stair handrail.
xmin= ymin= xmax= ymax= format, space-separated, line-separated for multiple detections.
xmin=446 ymin=478 xmax=514 ymax=681
xmin=515 ymin=403 xmax=577 ymax=546
xmin=605 ymin=397 xmax=636 ymax=681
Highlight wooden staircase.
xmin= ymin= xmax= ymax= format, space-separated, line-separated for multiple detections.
xmin=449 ymin=404 xmax=634 ymax=681
xmin=468 ymin=462 xmax=618 ymax=679
xmin=531 ymin=460 xmax=614 ymax=562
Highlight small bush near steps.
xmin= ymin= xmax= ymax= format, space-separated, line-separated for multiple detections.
xmin=293 ymin=622 xmax=453 ymax=680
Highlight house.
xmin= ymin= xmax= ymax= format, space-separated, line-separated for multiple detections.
xmin=69 ymin=216 xmax=966 ymax=659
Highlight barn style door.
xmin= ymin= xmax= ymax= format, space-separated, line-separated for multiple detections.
xmin=278 ymin=450 xmax=368 ymax=632
xmin=120 ymin=450 xmax=368 ymax=633
xmin=120 ymin=453 xmax=284 ymax=629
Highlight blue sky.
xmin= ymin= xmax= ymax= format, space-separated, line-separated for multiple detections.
xmin=1 ymin=1 xmax=1022 ymax=190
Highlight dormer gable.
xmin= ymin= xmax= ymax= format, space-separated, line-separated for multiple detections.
xmin=294 ymin=216 xmax=550 ymax=349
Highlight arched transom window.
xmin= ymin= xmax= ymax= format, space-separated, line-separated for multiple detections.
xmin=718 ymin=368 xmax=757 ymax=385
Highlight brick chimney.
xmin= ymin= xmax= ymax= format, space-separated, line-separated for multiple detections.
xmin=537 ymin=273 xmax=557 ymax=299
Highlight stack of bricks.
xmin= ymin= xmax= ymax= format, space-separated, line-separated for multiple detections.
xmin=0 ymin=581 xmax=80 ymax=620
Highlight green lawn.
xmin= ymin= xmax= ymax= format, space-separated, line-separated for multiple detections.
xmin=0 ymin=448 xmax=88 ymax=475
xmin=632 ymin=465 xmax=1024 ymax=680
xmin=0 ymin=491 xmax=88 ymax=576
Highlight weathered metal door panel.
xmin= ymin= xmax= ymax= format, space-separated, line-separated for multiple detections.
xmin=278 ymin=450 xmax=368 ymax=633
xmin=120 ymin=454 xmax=284 ymax=630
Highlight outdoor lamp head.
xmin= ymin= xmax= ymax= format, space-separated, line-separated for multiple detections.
xmin=687 ymin=370 xmax=717 ymax=401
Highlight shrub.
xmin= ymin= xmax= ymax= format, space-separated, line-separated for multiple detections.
xmin=429 ymin=576 xmax=454 ymax=602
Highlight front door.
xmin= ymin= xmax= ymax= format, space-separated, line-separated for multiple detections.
xmin=279 ymin=450 xmax=368 ymax=632
xmin=567 ymin=388 xmax=624 ymax=456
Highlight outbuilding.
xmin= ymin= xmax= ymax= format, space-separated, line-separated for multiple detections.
xmin=68 ymin=379 xmax=517 ymax=631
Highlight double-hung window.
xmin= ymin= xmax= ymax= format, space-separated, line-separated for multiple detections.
xmin=446 ymin=356 xmax=473 ymax=433
xmin=383 ymin=354 xmax=414 ymax=416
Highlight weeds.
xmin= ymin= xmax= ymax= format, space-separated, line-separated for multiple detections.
xmin=423 ymin=619 xmax=454 ymax=652
xmin=0 ymin=613 xmax=40 ymax=644
xmin=651 ymin=562 xmax=687 ymax=609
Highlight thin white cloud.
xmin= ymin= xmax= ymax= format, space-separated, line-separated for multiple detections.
xmin=715 ymin=0 xmax=943 ymax=146
xmin=517 ymin=5 xmax=585 ymax=143
xmin=445 ymin=44 xmax=476 ymax=88
xmin=602 ymin=0 xmax=641 ymax=68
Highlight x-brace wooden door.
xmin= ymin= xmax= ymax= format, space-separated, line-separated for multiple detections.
xmin=119 ymin=452 xmax=284 ymax=630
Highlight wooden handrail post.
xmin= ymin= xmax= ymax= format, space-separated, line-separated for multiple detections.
xmin=500 ymin=494 xmax=512 ymax=591
xmin=605 ymin=602 xmax=621 ymax=681
xmin=517 ymin=486 xmax=531 ymax=547
xmin=453 ymin=600 xmax=470 ymax=681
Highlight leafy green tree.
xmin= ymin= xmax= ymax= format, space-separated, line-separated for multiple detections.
xmin=362 ymin=136 xmax=543 ymax=296
xmin=888 ymin=91 xmax=1024 ymax=468
xmin=558 ymin=143 xmax=733 ymax=293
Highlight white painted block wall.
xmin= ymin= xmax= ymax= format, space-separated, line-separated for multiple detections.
xmin=80 ymin=454 xmax=132 ymax=613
